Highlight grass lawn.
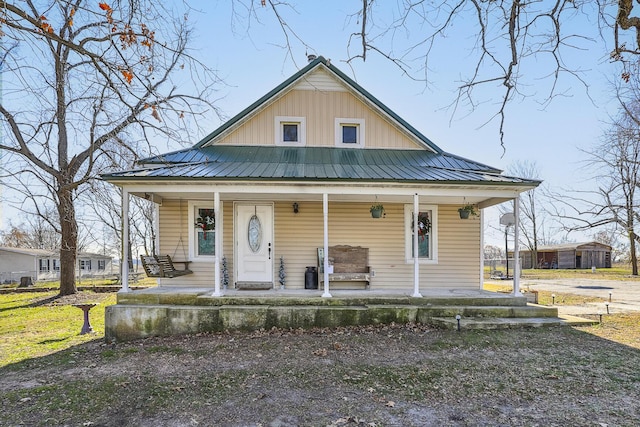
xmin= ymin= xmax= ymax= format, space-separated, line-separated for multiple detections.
xmin=1 ymin=275 xmax=640 ymax=425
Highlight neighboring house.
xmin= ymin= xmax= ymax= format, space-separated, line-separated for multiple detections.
xmin=519 ymin=242 xmax=612 ymax=270
xmin=103 ymin=56 xmax=540 ymax=295
xmin=0 ymin=247 xmax=113 ymax=283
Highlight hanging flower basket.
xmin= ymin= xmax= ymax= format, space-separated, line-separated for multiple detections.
xmin=370 ymin=204 xmax=385 ymax=218
xmin=195 ymin=209 xmax=215 ymax=237
xmin=458 ymin=204 xmax=478 ymax=219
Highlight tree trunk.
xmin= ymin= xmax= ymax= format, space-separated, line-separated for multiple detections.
xmin=58 ymin=188 xmax=78 ymax=295
xmin=630 ymin=231 xmax=638 ymax=276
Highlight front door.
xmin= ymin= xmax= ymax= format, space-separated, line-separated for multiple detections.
xmin=235 ymin=203 xmax=273 ymax=284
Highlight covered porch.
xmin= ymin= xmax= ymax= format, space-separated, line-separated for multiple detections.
xmin=118 ymin=182 xmax=527 ymax=297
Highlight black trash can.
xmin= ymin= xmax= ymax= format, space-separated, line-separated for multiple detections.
xmin=304 ymin=266 xmax=318 ymax=289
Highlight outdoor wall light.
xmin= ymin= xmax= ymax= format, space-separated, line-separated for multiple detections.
xmin=293 ymin=202 xmax=299 ymax=214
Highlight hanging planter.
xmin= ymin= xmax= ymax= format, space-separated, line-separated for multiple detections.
xmin=458 ymin=204 xmax=478 ymax=219
xmin=370 ymin=204 xmax=385 ymax=218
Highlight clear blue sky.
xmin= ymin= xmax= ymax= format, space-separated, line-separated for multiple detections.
xmin=1 ymin=1 xmax=619 ymax=248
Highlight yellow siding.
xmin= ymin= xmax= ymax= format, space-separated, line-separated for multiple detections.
xmin=274 ymin=202 xmax=480 ymax=290
xmin=156 ymin=200 xmax=233 ymax=287
xmin=157 ymin=200 xmax=480 ymax=290
xmin=217 ymin=89 xmax=422 ymax=149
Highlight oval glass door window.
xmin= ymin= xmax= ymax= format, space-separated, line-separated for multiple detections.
xmin=248 ymin=214 xmax=262 ymax=253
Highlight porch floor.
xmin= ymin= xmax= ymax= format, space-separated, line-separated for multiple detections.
xmin=105 ymin=286 xmax=596 ymax=342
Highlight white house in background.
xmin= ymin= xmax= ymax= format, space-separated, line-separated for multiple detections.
xmin=0 ymin=247 xmax=113 ymax=283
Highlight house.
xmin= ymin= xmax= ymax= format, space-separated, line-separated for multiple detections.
xmin=519 ymin=242 xmax=612 ymax=269
xmin=0 ymin=247 xmax=113 ymax=283
xmin=102 ymin=56 xmax=547 ymax=340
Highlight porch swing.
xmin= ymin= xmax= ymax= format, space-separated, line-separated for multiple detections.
xmin=140 ymin=199 xmax=194 ymax=278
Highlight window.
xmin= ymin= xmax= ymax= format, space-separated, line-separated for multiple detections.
xmin=80 ymin=260 xmax=91 ymax=270
xmin=188 ymin=202 xmax=219 ymax=261
xmin=53 ymin=259 xmax=60 ymax=271
xmin=275 ymin=116 xmax=306 ymax=146
xmin=405 ymin=205 xmax=438 ymax=263
xmin=98 ymin=260 xmax=106 ymax=270
xmin=335 ymin=118 xmax=365 ymax=147
xmin=39 ymin=259 xmax=50 ymax=272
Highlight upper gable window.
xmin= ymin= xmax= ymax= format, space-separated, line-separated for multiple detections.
xmin=335 ymin=118 xmax=365 ymax=148
xmin=275 ymin=116 xmax=306 ymax=146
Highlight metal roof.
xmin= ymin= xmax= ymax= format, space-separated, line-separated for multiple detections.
xmin=103 ymin=146 xmax=539 ymax=186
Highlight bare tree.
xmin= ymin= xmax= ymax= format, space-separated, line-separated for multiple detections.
xmin=0 ymin=1 xmax=219 ymax=295
xmin=245 ymin=1 xmax=640 ymax=146
xmin=551 ymin=101 xmax=640 ymax=275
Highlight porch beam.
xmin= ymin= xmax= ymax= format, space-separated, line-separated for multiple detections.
xmin=120 ymin=184 xmax=527 ymax=200
xmin=412 ymin=193 xmax=422 ymax=297
xmin=121 ymin=188 xmax=130 ymax=292
xmin=513 ymin=196 xmax=522 ymax=296
xmin=322 ymin=193 xmax=331 ymax=298
xmin=212 ymin=192 xmax=222 ymax=297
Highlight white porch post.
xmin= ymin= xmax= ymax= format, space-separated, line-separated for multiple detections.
xmin=513 ymin=196 xmax=522 ymax=296
xmin=322 ymin=193 xmax=332 ymax=298
xmin=412 ymin=193 xmax=422 ymax=297
xmin=121 ymin=188 xmax=130 ymax=292
xmin=480 ymin=208 xmax=485 ymax=289
xmin=212 ymin=192 xmax=222 ymax=297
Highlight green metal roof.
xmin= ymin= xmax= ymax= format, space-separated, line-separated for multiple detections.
xmin=103 ymin=145 xmax=540 ymax=187
xmin=193 ymin=56 xmax=443 ymax=153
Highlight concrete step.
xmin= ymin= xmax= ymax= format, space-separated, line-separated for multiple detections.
xmin=429 ymin=314 xmax=598 ymax=330
xmin=418 ymin=304 xmax=558 ymax=319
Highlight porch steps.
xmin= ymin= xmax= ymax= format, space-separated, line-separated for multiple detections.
xmin=430 ymin=314 xmax=598 ymax=330
xmin=106 ymin=288 xmax=598 ymax=341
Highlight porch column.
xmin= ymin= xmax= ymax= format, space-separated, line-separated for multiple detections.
xmin=480 ymin=208 xmax=485 ymax=289
xmin=120 ymin=188 xmax=130 ymax=292
xmin=412 ymin=193 xmax=422 ymax=297
xmin=212 ymin=192 xmax=222 ymax=297
xmin=513 ymin=196 xmax=522 ymax=296
xmin=322 ymin=193 xmax=331 ymax=298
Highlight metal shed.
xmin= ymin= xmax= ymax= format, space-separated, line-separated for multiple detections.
xmin=519 ymin=242 xmax=612 ymax=269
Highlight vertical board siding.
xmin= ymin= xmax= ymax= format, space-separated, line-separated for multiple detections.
xmin=217 ymin=89 xmax=422 ymax=150
xmin=158 ymin=200 xmax=481 ymax=290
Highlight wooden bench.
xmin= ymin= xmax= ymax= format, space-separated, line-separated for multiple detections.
xmin=317 ymin=245 xmax=371 ymax=289
xmin=140 ymin=255 xmax=193 ymax=278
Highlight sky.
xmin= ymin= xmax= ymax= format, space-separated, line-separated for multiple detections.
xmin=0 ymin=1 xmax=624 ymax=249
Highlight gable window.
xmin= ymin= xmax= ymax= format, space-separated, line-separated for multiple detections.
xmin=335 ymin=118 xmax=365 ymax=148
xmin=275 ymin=116 xmax=306 ymax=146
xmin=404 ymin=205 xmax=438 ymax=263
xmin=188 ymin=201 xmax=220 ymax=261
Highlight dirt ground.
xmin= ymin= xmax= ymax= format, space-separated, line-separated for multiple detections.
xmin=2 ymin=320 xmax=640 ymax=427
